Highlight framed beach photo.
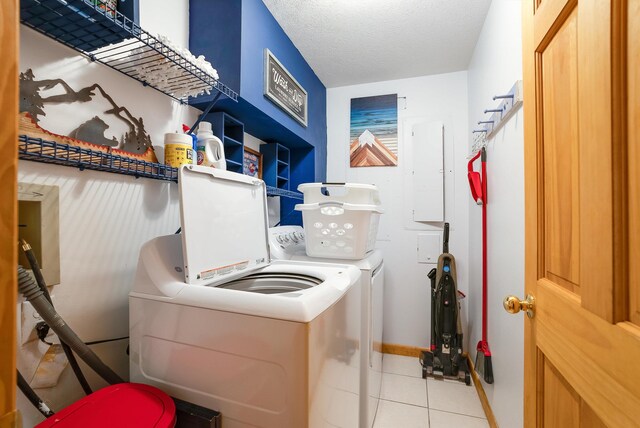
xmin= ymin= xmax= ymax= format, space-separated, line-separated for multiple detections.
xmin=243 ymin=147 xmax=263 ymax=179
xmin=350 ymin=94 xmax=398 ymax=167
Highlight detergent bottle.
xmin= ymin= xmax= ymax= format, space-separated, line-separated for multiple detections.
xmin=196 ymin=121 xmax=226 ymax=170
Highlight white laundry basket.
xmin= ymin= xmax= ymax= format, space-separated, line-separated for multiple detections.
xmin=295 ymin=183 xmax=383 ymax=260
xmin=297 ymin=183 xmax=382 ymax=205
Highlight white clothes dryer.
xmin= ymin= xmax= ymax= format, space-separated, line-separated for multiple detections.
xmin=269 ymin=226 xmax=384 ymax=428
xmin=130 ymin=166 xmax=362 ymax=428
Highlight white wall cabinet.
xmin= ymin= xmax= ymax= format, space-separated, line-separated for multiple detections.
xmin=412 ymin=121 xmax=444 ymax=222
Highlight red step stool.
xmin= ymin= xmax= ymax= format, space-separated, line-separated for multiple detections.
xmin=36 ymin=383 xmax=176 ymax=428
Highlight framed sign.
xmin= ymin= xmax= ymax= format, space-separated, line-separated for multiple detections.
xmin=264 ymin=49 xmax=308 ymax=127
xmin=243 ymin=147 xmax=263 ymax=179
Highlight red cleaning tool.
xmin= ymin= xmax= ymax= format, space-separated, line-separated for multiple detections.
xmin=467 ymin=150 xmax=483 ymax=205
xmin=468 ymin=147 xmax=493 ymax=384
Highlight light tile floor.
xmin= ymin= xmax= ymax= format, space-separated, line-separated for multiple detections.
xmin=373 ymin=355 xmax=489 ymax=428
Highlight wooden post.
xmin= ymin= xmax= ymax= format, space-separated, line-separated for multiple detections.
xmin=0 ymin=0 xmax=19 ymax=426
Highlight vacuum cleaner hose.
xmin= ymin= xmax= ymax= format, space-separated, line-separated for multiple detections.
xmin=17 ymin=369 xmax=54 ymax=418
xmin=20 ymin=240 xmax=93 ymax=395
xmin=17 ymin=266 xmax=124 ymax=385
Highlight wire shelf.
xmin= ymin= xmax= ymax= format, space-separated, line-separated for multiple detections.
xmin=20 ymin=0 xmax=238 ymax=103
xmin=19 ymin=135 xmax=179 ymax=181
xmin=19 ymin=136 xmax=303 ymax=201
xmin=265 ymin=186 xmax=303 ymax=200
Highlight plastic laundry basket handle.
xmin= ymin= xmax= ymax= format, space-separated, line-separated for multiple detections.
xmin=321 ymin=183 xmax=347 ymax=197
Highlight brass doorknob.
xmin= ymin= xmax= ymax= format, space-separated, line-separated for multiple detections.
xmin=503 ymin=294 xmax=535 ymax=318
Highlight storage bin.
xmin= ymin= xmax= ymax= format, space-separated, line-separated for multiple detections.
xmin=297 ymin=183 xmax=381 ymax=205
xmin=295 ymin=183 xmax=383 ymax=260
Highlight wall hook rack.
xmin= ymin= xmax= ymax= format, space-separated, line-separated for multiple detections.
xmin=472 ymin=80 xmax=523 ymax=149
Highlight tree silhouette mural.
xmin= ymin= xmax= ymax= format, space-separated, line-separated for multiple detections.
xmin=19 ymin=69 xmax=153 ymax=154
xmin=19 ymin=69 xmax=46 ymax=123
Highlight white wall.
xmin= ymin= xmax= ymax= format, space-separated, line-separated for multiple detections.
xmin=467 ymin=1 xmax=524 ymax=427
xmin=140 ymin=0 xmax=190 ymax=49
xmin=17 ymin=1 xmax=198 ymax=424
xmin=326 ymin=72 xmax=469 ymax=347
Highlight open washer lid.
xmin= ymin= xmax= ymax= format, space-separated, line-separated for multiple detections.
xmin=179 ymin=165 xmax=270 ymax=286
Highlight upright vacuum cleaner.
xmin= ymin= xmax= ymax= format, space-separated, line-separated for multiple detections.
xmin=420 ymin=223 xmax=471 ymax=386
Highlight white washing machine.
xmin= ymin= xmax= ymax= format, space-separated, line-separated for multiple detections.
xmin=269 ymin=226 xmax=384 ymax=428
xmin=130 ymin=166 xmax=362 ymax=428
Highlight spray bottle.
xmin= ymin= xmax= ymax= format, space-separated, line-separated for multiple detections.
xmin=196 ymin=121 xmax=226 ymax=170
xmin=182 ymin=124 xmax=198 ymax=165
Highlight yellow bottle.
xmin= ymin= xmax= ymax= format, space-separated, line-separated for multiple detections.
xmin=164 ymin=133 xmax=194 ymax=167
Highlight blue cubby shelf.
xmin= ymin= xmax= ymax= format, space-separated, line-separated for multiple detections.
xmin=207 ymin=112 xmax=244 ymax=174
xmin=260 ymin=143 xmax=290 ymax=190
xmin=225 ymin=158 xmax=243 ymax=173
xmin=224 ymin=136 xmax=243 ymax=146
xmin=18 ymin=135 xmax=302 ymax=201
xmin=20 ymin=0 xmax=237 ymax=104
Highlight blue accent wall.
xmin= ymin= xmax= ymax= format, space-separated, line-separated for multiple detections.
xmin=118 ymin=0 xmax=140 ymax=25
xmin=188 ymin=0 xmax=326 ymax=184
xmin=189 ymin=0 xmax=242 ymax=95
xmin=240 ymin=0 xmax=326 ymax=183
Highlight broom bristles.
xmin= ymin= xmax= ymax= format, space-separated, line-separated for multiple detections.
xmin=475 ymin=345 xmax=494 ymax=384
xmin=475 ymin=350 xmax=484 ymax=374
xmin=483 ymin=355 xmax=494 ymax=384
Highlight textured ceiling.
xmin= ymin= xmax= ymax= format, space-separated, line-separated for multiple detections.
xmin=262 ymin=0 xmax=492 ymax=88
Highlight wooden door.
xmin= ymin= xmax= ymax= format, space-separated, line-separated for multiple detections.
xmin=522 ymin=0 xmax=640 ymax=426
xmin=0 ymin=0 xmax=19 ymax=427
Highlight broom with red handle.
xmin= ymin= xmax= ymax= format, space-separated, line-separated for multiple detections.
xmin=469 ymin=147 xmax=494 ymax=384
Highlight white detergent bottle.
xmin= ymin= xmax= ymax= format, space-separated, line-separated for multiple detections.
xmin=196 ymin=121 xmax=226 ymax=170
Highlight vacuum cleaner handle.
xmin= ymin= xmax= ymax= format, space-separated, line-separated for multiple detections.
xmin=427 ymin=268 xmax=437 ymax=285
xmin=428 ymin=268 xmax=437 ymax=350
xmin=443 ymin=222 xmax=450 ymax=253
